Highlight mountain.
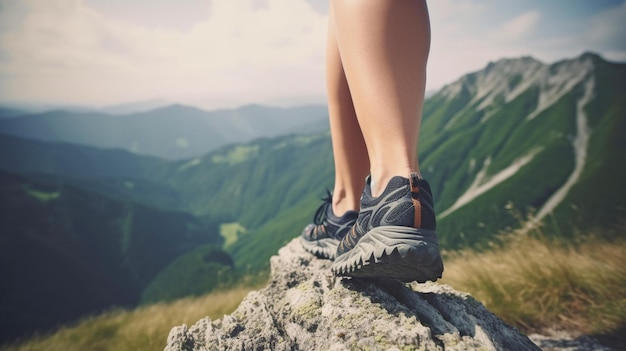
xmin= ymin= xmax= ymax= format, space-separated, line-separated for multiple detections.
xmin=0 ymin=134 xmax=187 ymax=214
xmin=0 ymin=131 xmax=334 ymax=339
xmin=0 ymin=132 xmax=330 ymax=224
xmin=99 ymin=99 xmax=172 ymax=115
xmin=3 ymin=52 xmax=624 ymax=267
xmin=1 ymin=52 xmax=624 ymax=341
xmin=152 ymin=52 xmax=625 ymax=268
xmin=0 ymin=104 xmax=328 ymax=160
xmin=419 ymin=52 xmax=626 ymax=248
xmin=0 ymin=131 xmax=335 ymax=271
xmin=156 ymin=52 xmax=626 ymax=268
xmin=0 ymin=170 xmax=223 ymax=341
xmin=0 ymin=134 xmax=165 ymax=180
xmin=0 ymin=108 xmax=27 ymax=119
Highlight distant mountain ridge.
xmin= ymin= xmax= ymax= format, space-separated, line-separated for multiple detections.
xmin=0 ymin=104 xmax=328 ymax=160
xmin=0 ymin=108 xmax=27 ymax=119
xmin=99 ymin=99 xmax=171 ymax=115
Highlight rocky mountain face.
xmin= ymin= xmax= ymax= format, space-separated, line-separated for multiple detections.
xmin=164 ymin=239 xmax=540 ymax=351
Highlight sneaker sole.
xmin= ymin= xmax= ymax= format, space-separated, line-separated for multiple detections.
xmin=300 ymin=237 xmax=339 ymax=259
xmin=331 ymin=226 xmax=444 ymax=283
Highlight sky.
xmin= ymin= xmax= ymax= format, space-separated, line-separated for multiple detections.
xmin=0 ymin=0 xmax=624 ymax=110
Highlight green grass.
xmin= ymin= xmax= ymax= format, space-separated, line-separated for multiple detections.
xmin=211 ymin=145 xmax=259 ymax=165
xmin=219 ymin=222 xmax=246 ymax=250
xmin=139 ymin=245 xmax=236 ymax=304
xmin=22 ymin=185 xmax=60 ymax=202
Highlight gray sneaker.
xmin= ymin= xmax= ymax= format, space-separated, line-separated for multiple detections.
xmin=331 ymin=173 xmax=444 ymax=283
xmin=300 ymin=191 xmax=358 ymax=259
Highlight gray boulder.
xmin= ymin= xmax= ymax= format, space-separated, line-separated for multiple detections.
xmin=165 ymin=238 xmax=540 ymax=351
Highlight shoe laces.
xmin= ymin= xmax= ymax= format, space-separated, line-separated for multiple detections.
xmin=313 ymin=190 xmax=333 ymax=225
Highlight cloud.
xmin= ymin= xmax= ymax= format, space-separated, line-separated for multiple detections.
xmin=0 ymin=0 xmax=328 ymax=108
xmin=585 ymin=1 xmax=626 ymax=56
xmin=0 ymin=0 xmax=624 ymax=108
xmin=489 ymin=10 xmax=540 ymax=41
xmin=427 ymin=1 xmax=516 ymax=90
xmin=426 ymin=0 xmax=626 ymax=92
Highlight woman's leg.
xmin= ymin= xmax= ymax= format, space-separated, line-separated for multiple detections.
xmin=330 ymin=0 xmax=430 ymax=197
xmin=299 ymin=4 xmax=371 ymax=260
xmin=326 ymin=4 xmax=370 ymax=215
xmin=329 ymin=0 xmax=443 ymax=282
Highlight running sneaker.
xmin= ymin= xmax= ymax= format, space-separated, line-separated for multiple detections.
xmin=300 ymin=190 xmax=358 ymax=259
xmin=331 ymin=173 xmax=444 ymax=283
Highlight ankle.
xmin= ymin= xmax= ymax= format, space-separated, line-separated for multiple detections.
xmin=332 ymin=189 xmax=360 ymax=216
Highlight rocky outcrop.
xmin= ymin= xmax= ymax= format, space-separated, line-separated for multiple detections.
xmin=165 ymin=238 xmax=540 ymax=351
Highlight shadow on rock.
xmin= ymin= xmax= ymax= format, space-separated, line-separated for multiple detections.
xmin=342 ymin=277 xmax=476 ymax=338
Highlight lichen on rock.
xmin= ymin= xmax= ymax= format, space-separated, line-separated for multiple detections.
xmin=165 ymin=238 xmax=540 ymax=351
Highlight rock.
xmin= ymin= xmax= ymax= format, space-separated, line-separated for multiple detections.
xmin=529 ymin=331 xmax=612 ymax=351
xmin=165 ymin=238 xmax=541 ymax=351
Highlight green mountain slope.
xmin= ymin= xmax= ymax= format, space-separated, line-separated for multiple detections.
xmin=0 ymin=132 xmax=336 ymax=276
xmin=0 ymin=133 xmax=165 ymax=180
xmin=0 ymin=132 xmax=336 ymax=341
xmin=0 ymin=170 xmax=222 ymax=341
xmin=549 ymin=56 xmax=626 ymax=232
xmin=160 ymin=133 xmax=335 ymax=224
xmin=0 ymin=133 xmax=186 ymax=213
xmin=139 ymin=245 xmax=236 ymax=304
xmin=418 ymin=52 xmax=626 ymax=248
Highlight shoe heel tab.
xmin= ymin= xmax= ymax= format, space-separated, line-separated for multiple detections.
xmin=409 ymin=172 xmax=423 ymax=229
xmin=409 ymin=172 xmax=421 ymax=194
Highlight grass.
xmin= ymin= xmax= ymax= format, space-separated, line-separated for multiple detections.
xmin=219 ymin=222 xmax=246 ymax=250
xmin=441 ymin=228 xmax=626 ymax=335
xmin=22 ymin=185 xmax=60 ymax=202
xmin=1 ymin=284 xmax=263 ymax=351
xmin=211 ymin=145 xmax=259 ymax=165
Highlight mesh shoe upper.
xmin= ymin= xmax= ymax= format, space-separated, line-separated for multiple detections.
xmin=301 ymin=190 xmax=358 ymax=243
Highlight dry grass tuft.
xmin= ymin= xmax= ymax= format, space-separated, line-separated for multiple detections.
xmin=441 ymin=230 xmax=626 ymax=335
